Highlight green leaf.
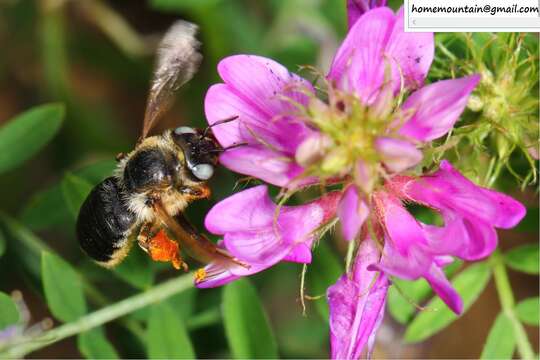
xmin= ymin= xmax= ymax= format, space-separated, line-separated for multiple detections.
xmin=505 ymin=244 xmax=539 ymax=275
xmin=388 ymin=278 xmax=432 ymax=324
xmin=41 ymin=251 xmax=87 ymax=322
xmin=0 ymin=213 xmax=51 ymax=276
xmin=480 ymin=313 xmax=516 ymax=359
xmin=0 ymin=292 xmax=20 ymax=329
xmin=404 ymin=262 xmax=492 ymax=343
xmin=113 ymin=249 xmax=154 ymax=290
xmin=61 ymin=172 xmax=93 ymax=218
xmin=308 ymin=242 xmax=343 ymax=320
xmin=147 ymin=303 xmax=195 ymax=359
xmin=20 ymin=159 xmax=115 ymax=231
xmin=515 ymin=297 xmax=539 ymax=326
xmin=78 ymin=327 xmax=119 ymax=359
xmin=277 ymin=313 xmax=327 ymax=358
xmin=166 ymin=287 xmax=196 ymax=321
xmin=20 ymin=185 xmax=71 ymax=231
xmin=388 ymin=260 xmax=463 ymax=324
xmin=222 ymin=278 xmax=278 ymax=359
xmin=0 ymin=103 xmax=64 ymax=174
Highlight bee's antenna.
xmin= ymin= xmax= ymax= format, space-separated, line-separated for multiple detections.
xmin=208 ymin=142 xmax=248 ymax=154
xmin=203 ymin=115 xmax=239 ymax=137
xmin=223 ymin=142 xmax=248 ymax=151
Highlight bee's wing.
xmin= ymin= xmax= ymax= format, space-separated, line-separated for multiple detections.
xmin=152 ymin=200 xmax=248 ymax=267
xmin=140 ymin=20 xmax=202 ymax=140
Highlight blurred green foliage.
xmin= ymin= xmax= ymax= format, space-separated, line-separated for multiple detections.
xmin=0 ymin=0 xmax=351 ymax=357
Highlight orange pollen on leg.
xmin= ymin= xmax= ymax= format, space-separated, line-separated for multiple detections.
xmin=148 ymin=230 xmax=185 ymax=270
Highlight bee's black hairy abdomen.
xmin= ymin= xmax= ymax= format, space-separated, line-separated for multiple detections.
xmin=76 ymin=177 xmax=136 ymax=263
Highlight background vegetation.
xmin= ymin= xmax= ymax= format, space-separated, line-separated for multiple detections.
xmin=0 ymin=0 xmax=537 ymax=358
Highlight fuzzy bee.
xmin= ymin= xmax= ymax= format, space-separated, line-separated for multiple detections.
xmin=76 ymin=21 xmax=246 ymax=276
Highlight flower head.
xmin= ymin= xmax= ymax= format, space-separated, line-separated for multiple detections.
xmin=200 ymin=4 xmax=527 ymax=359
xmin=206 ymin=6 xmax=479 ymax=245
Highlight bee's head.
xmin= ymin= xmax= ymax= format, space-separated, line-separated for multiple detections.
xmin=171 ymin=126 xmax=221 ymax=182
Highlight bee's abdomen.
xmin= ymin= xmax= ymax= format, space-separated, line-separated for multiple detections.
xmin=76 ymin=177 xmax=136 ymax=263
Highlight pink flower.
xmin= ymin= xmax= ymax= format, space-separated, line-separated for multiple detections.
xmin=205 ymin=6 xmax=480 ymax=243
xmin=195 ymin=186 xmax=340 ymax=288
xmin=200 ymin=4 xmax=526 ymax=359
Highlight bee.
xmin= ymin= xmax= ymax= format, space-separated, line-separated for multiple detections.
xmin=76 ymin=20 xmax=246 ymax=277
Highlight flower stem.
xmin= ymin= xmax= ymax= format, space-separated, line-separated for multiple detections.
xmin=491 ymin=251 xmax=535 ymax=360
xmin=1 ymin=274 xmax=193 ymax=358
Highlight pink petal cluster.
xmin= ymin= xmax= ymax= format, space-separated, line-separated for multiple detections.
xmin=198 ymin=3 xmax=526 ymax=359
xmin=196 ymin=185 xmax=340 ymax=288
xmin=326 ymin=161 xmax=524 ymax=357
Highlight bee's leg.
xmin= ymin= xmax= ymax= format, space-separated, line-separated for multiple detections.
xmin=179 ymin=184 xmax=211 ymax=201
xmin=137 ymin=220 xmax=188 ymax=271
xmin=137 ymin=221 xmax=156 ymax=253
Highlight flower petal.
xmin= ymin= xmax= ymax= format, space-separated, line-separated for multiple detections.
xmin=375 ymin=137 xmax=422 ymax=172
xmin=223 ymin=202 xmax=325 ymax=264
xmin=224 ymin=229 xmax=293 ymax=265
xmin=219 ymin=146 xmax=305 ymax=187
xmin=195 ymin=258 xmax=271 ymax=289
xmin=423 ymin=264 xmax=463 ymax=314
xmin=338 ymin=186 xmax=369 ymax=241
xmin=208 ymin=186 xmax=334 ymax=265
xmin=399 ymin=75 xmax=481 ymax=141
xmin=372 ymin=238 xmax=432 ymax=280
xmin=206 ymin=83 xmax=306 ymax=151
xmin=283 ymin=243 xmax=312 ymax=263
xmin=195 ymin=263 xmax=241 ymax=289
xmin=347 ymin=0 xmax=388 ymax=29
xmin=205 ymin=185 xmax=274 ymax=234
xmin=328 ymin=239 xmax=389 ymax=359
xmin=205 ymin=55 xmax=316 ymax=186
xmin=194 ymin=241 xmax=263 ymax=289
xmin=385 ymin=7 xmax=434 ymax=93
xmin=374 ymin=191 xmax=428 ymax=255
xmin=433 ymin=255 xmax=455 ymax=267
xmin=328 ymin=7 xmax=395 ymax=104
xmin=422 ymin=213 xmax=498 ymax=261
xmin=217 ymin=55 xmax=314 ymax=121
xmin=205 ymin=83 xmax=309 ymax=187
xmin=406 ymin=160 xmax=526 ymax=229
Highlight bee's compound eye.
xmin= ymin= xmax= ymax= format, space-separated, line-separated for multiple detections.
xmin=174 ymin=126 xmax=196 ymax=135
xmin=192 ymin=164 xmax=214 ymax=180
